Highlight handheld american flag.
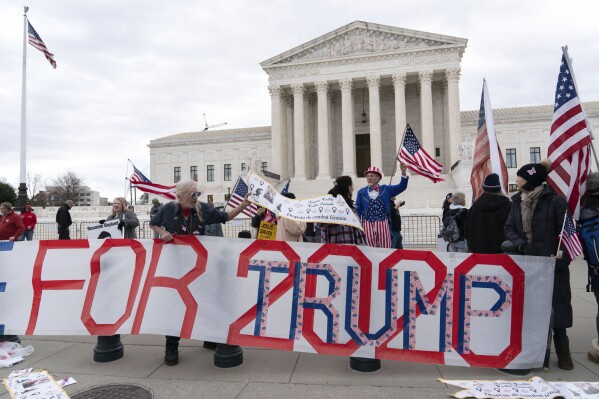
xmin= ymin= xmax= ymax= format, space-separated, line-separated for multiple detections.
xmin=559 ymin=214 xmax=583 ymax=261
xmin=129 ymin=164 xmax=176 ymax=201
xmin=226 ymin=177 xmax=257 ymax=217
xmin=546 ymin=50 xmax=593 ymax=220
xmin=471 ymin=80 xmax=508 ymax=201
xmin=28 ymin=21 xmax=56 ymax=69
xmin=398 ymin=126 xmax=444 ymax=182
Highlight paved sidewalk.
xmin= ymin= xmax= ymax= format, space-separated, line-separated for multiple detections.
xmin=1 ymin=257 xmax=598 ymax=399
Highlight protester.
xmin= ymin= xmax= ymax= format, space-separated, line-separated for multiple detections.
xmin=18 ymin=204 xmax=37 ymax=241
xmin=577 ymin=171 xmax=599 ymax=365
xmin=150 ymin=198 xmax=162 ymax=238
xmin=443 ymin=192 xmax=468 ymax=253
xmin=56 ymin=200 xmax=74 ymax=240
xmin=442 ymin=193 xmax=453 ymax=220
xmin=127 ymin=205 xmax=135 ymax=212
xmin=150 ymin=179 xmax=250 ymax=366
xmin=0 ymin=202 xmax=25 ymax=242
xmin=276 ymin=192 xmax=306 ymax=242
xmin=464 ymin=173 xmax=511 ymax=253
xmin=390 ymin=197 xmax=404 ymax=249
xmin=251 ymin=207 xmax=276 ymax=239
xmin=320 ymin=175 xmax=365 ymax=245
xmin=355 ymin=164 xmax=408 ymax=248
xmin=100 ymin=197 xmax=139 ymax=239
xmin=504 ymin=159 xmax=574 ymax=371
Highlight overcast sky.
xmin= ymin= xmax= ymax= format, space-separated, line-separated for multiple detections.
xmin=1 ymin=0 xmax=598 ymax=201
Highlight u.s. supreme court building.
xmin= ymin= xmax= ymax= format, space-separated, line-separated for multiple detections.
xmin=149 ymin=21 xmax=599 ymax=211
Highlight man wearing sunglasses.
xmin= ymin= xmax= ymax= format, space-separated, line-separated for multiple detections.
xmin=150 ymin=179 xmax=250 ymax=365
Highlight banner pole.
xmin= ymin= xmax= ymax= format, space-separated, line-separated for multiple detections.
xmin=556 ymin=211 xmax=568 ymax=258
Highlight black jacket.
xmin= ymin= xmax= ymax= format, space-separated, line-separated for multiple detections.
xmin=56 ymin=203 xmax=72 ymax=227
xmin=504 ymin=184 xmax=572 ymax=328
xmin=445 ymin=206 xmax=468 ymax=240
xmin=464 ymin=193 xmax=511 ymax=254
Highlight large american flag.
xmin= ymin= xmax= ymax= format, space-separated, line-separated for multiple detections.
xmin=546 ymin=52 xmax=592 ymax=220
xmin=129 ymin=164 xmax=176 ymax=200
xmin=559 ymin=214 xmax=583 ymax=261
xmin=398 ymin=126 xmax=444 ymax=182
xmin=471 ymin=80 xmax=508 ymax=201
xmin=226 ymin=177 xmax=257 ymax=217
xmin=28 ymin=21 xmax=56 ymax=69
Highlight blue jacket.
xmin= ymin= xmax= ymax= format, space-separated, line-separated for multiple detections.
xmin=355 ymin=176 xmax=409 ymax=223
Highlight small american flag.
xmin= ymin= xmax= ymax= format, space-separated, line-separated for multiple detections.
xmin=398 ymin=126 xmax=444 ymax=182
xmin=559 ymin=214 xmax=583 ymax=260
xmin=28 ymin=21 xmax=56 ymax=69
xmin=546 ymin=51 xmax=592 ymax=220
xmin=129 ymin=164 xmax=176 ymax=200
xmin=226 ymin=177 xmax=257 ymax=217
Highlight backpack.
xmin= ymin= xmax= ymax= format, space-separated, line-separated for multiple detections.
xmin=440 ymin=212 xmax=461 ymax=243
xmin=578 ymin=215 xmax=599 ymax=267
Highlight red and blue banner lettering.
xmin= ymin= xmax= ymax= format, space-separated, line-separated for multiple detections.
xmin=0 ymin=237 xmax=555 ymax=369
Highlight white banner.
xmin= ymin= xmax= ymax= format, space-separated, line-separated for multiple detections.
xmin=247 ymin=172 xmax=363 ymax=229
xmin=0 ymin=238 xmax=555 ymax=369
xmin=86 ymin=220 xmax=121 ymax=239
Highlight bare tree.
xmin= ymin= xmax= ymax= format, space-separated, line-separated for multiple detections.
xmin=51 ymin=170 xmax=86 ymax=202
xmin=27 ymin=171 xmax=45 ymax=200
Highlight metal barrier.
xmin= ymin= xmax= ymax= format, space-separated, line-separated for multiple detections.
xmin=401 ymin=215 xmax=441 ymax=247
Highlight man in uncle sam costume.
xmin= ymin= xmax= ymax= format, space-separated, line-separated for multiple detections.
xmin=355 ymin=164 xmax=408 ymax=248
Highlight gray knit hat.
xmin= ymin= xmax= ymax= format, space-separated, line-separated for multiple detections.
xmin=587 ymin=172 xmax=599 ymax=196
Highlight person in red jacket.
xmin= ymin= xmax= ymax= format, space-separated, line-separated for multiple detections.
xmin=0 ymin=202 xmax=25 ymax=241
xmin=18 ymin=204 xmax=37 ymax=241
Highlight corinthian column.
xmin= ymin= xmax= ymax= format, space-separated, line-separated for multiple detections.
xmin=292 ymin=83 xmax=306 ymax=179
xmin=367 ymin=75 xmax=382 ymax=170
xmin=392 ymin=73 xmax=407 ymax=149
xmin=269 ymin=84 xmax=285 ymax=178
xmin=340 ymin=79 xmax=356 ymax=177
xmin=419 ymin=71 xmax=435 ymax=155
xmin=315 ymin=81 xmax=331 ymax=179
xmin=445 ymin=68 xmax=461 ymax=170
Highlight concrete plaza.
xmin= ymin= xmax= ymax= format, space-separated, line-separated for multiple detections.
xmin=1 ymin=256 xmax=598 ymax=399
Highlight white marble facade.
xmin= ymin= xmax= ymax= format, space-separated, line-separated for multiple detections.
xmin=148 ymin=21 xmax=599 ymax=208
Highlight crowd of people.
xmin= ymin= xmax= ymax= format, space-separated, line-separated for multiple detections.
xmin=1 ymin=159 xmax=598 ymax=374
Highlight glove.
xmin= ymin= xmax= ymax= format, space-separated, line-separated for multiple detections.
xmin=519 ymin=243 xmax=537 ymax=256
xmin=118 ymin=220 xmax=126 ymax=230
xmin=98 ymin=219 xmax=105 ymax=225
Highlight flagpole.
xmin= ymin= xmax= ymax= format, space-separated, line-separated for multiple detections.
xmin=556 ymin=211 xmax=568 ymax=258
xmin=562 ymin=46 xmax=599 ymax=170
xmin=389 ymin=124 xmax=409 ymax=184
xmin=225 ymin=177 xmax=240 ymax=210
xmin=16 ymin=6 xmax=30 ymax=210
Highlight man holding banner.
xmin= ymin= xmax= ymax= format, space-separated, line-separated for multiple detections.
xmin=150 ymin=179 xmax=251 ymax=365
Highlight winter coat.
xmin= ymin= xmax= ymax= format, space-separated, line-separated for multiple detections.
xmin=106 ymin=210 xmax=140 ymax=239
xmin=204 ymin=223 xmax=224 ymax=237
xmin=21 ymin=206 xmax=37 ymax=231
xmin=445 ymin=205 xmax=468 ymax=241
xmin=0 ymin=211 xmax=25 ymax=240
xmin=579 ymin=195 xmax=599 ymax=292
xmin=504 ymin=184 xmax=572 ymax=328
xmin=464 ymin=193 xmax=511 ymax=254
xmin=56 ymin=203 xmax=72 ymax=228
xmin=276 ymin=217 xmax=306 ymax=242
xmin=150 ymin=201 xmax=228 ymax=236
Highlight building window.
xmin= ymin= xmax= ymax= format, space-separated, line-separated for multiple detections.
xmin=224 ymin=193 xmax=230 ymax=201
xmin=174 ymin=167 xmax=181 ymax=183
xmin=207 ymin=165 xmax=214 ymax=182
xmin=506 ymin=149 xmax=517 ymax=168
xmin=435 ymin=147 xmax=440 ymax=157
xmin=190 ymin=165 xmax=198 ymax=181
xmin=261 ymin=162 xmax=268 ymax=173
xmin=241 ymin=162 xmax=246 ymax=172
xmin=207 ymin=194 xmax=213 ymax=203
xmin=509 ymin=184 xmax=518 ymax=193
xmin=530 ymin=147 xmax=541 ymax=163
xmin=224 ymin=164 xmax=232 ymax=181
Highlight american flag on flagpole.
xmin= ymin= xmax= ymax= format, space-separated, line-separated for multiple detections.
xmin=28 ymin=21 xmax=56 ymax=69
xmin=226 ymin=176 xmax=257 ymax=217
xmin=398 ymin=125 xmax=444 ymax=183
xmin=559 ymin=214 xmax=583 ymax=260
xmin=129 ymin=164 xmax=176 ymax=201
xmin=470 ymin=79 xmax=509 ymax=201
xmin=546 ymin=50 xmax=593 ymax=220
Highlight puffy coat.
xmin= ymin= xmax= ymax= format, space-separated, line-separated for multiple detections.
xmin=504 ymin=184 xmax=572 ymax=328
xmin=464 ymin=193 xmax=511 ymax=254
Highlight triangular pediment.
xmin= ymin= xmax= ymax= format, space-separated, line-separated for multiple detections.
xmin=261 ymin=21 xmax=467 ymax=68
